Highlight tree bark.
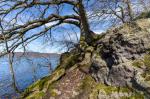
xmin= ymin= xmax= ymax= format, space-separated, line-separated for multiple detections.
xmin=8 ymin=53 xmax=20 ymax=93
xmin=126 ymin=0 xmax=134 ymax=21
xmin=77 ymin=0 xmax=93 ymax=44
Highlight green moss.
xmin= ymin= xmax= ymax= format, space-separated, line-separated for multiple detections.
xmin=49 ymin=89 xmax=58 ymax=97
xmin=141 ymin=72 xmax=150 ymax=82
xmin=22 ymin=68 xmax=65 ymax=98
xmin=56 ymin=52 xmax=80 ymax=71
xmin=146 ymin=49 xmax=150 ymax=53
xmin=97 ymin=84 xmax=117 ymax=94
xmin=39 ymin=68 xmax=65 ymax=91
xmin=95 ymin=84 xmax=131 ymax=95
xmin=135 ymin=11 xmax=150 ymax=20
xmin=132 ymin=54 xmax=150 ymax=83
xmin=80 ymin=41 xmax=88 ymax=50
xmin=22 ymin=50 xmax=80 ymax=98
xmin=80 ymin=36 xmax=86 ymax=41
xmin=132 ymin=54 xmax=150 ymax=68
xmin=90 ymin=83 xmax=138 ymax=99
xmin=90 ymin=84 xmax=116 ymax=99
xmin=60 ymin=52 xmax=70 ymax=63
xmin=62 ymin=54 xmax=80 ymax=69
xmin=26 ymin=92 xmax=45 ymax=99
xmin=35 ymin=92 xmax=45 ymax=97
xmin=22 ymin=80 xmax=42 ymax=97
xmin=90 ymin=83 xmax=145 ymax=99
xmin=50 ymin=91 xmax=57 ymax=97
xmin=132 ymin=60 xmax=143 ymax=68
xmin=48 ymin=81 xmax=58 ymax=96
xmin=143 ymin=54 xmax=150 ymax=67
xmin=81 ymin=75 xmax=96 ymax=92
xmin=80 ymin=34 xmax=106 ymax=49
xmin=80 ymin=75 xmax=141 ymax=99
xmin=77 ymin=75 xmax=97 ymax=99
xmin=121 ymin=91 xmax=144 ymax=99
xmin=38 ymin=76 xmax=50 ymax=91
xmin=145 ymin=75 xmax=150 ymax=81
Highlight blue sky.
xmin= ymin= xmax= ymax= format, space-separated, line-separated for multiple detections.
xmin=0 ymin=1 xmax=112 ymax=54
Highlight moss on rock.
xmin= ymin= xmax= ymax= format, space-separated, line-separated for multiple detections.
xmin=76 ymin=75 xmax=144 ymax=99
xmin=49 ymin=89 xmax=60 ymax=97
xmin=132 ymin=54 xmax=150 ymax=68
xmin=120 ymin=92 xmax=144 ymax=99
xmin=63 ymin=54 xmax=80 ymax=69
xmin=143 ymin=54 xmax=150 ymax=68
xmin=25 ymin=91 xmax=45 ymax=99
xmin=22 ymin=68 xmax=65 ymax=98
xmin=91 ymin=83 xmax=130 ymax=96
xmin=80 ymin=75 xmax=96 ymax=92
xmin=90 ymin=83 xmax=145 ymax=99
xmin=132 ymin=60 xmax=144 ymax=68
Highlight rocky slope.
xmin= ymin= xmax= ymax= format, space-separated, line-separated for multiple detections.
xmin=21 ymin=18 xmax=150 ymax=99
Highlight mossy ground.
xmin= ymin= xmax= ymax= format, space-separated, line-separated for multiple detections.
xmin=25 ymin=92 xmax=45 ymax=99
xmin=90 ymin=83 xmax=144 ymax=99
xmin=77 ymin=75 xmax=145 ymax=99
xmin=21 ymin=68 xmax=65 ymax=98
xmin=132 ymin=54 xmax=150 ymax=68
xmin=48 ymin=85 xmax=59 ymax=97
xmin=132 ymin=54 xmax=150 ymax=82
xmin=143 ymin=54 xmax=150 ymax=68
xmin=79 ymin=75 xmax=96 ymax=94
xmin=132 ymin=60 xmax=144 ymax=68
xmin=57 ymin=53 xmax=80 ymax=70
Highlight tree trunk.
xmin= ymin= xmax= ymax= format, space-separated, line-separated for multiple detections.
xmin=126 ymin=0 xmax=134 ymax=21
xmin=8 ymin=53 xmax=20 ymax=93
xmin=77 ymin=0 xmax=93 ymax=44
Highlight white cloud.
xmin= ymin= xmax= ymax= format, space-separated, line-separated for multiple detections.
xmin=94 ymin=29 xmax=105 ymax=34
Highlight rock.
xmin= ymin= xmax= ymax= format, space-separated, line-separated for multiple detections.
xmin=89 ymin=18 xmax=150 ymax=98
xmin=22 ymin=18 xmax=150 ymax=99
xmin=107 ymin=64 xmax=135 ymax=86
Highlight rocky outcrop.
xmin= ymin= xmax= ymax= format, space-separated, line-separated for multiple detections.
xmin=91 ymin=20 xmax=150 ymax=86
xmin=22 ymin=18 xmax=150 ymax=99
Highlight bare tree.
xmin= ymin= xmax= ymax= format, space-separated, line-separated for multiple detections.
xmin=0 ymin=0 xmax=97 ymax=57
xmin=124 ymin=0 xmax=134 ymax=21
xmin=88 ymin=0 xmax=150 ymax=27
xmin=0 ymin=20 xmax=19 ymax=93
xmin=0 ymin=0 xmax=90 ymax=92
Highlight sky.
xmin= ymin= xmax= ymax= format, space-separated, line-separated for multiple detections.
xmin=12 ymin=0 xmax=149 ymax=54
xmin=0 ymin=1 xmax=112 ymax=54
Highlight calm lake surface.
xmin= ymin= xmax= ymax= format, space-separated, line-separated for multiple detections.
xmin=0 ymin=53 xmax=60 ymax=98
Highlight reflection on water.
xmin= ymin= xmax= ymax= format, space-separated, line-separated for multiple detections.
xmin=0 ymin=53 xmax=60 ymax=98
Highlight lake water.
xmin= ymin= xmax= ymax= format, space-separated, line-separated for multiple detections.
xmin=0 ymin=53 xmax=60 ymax=98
